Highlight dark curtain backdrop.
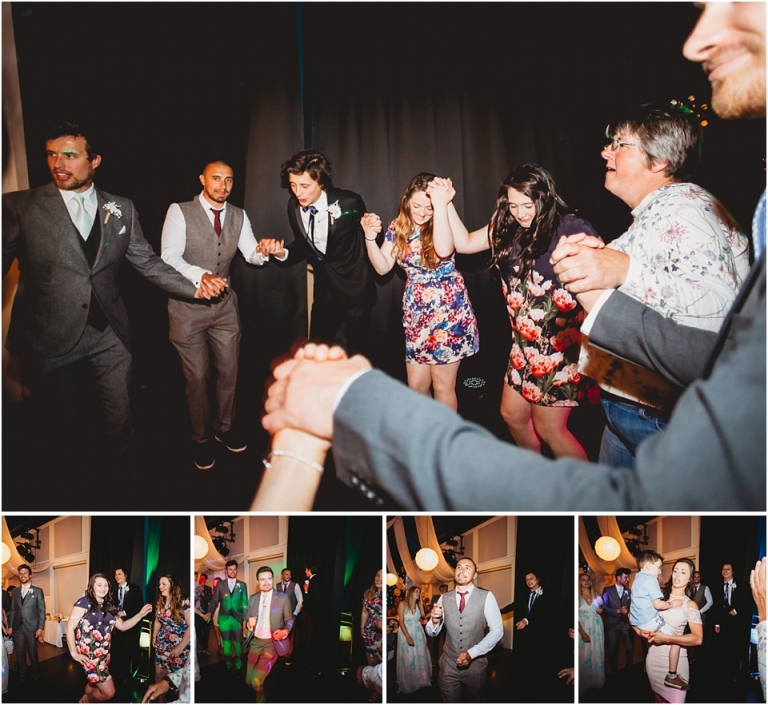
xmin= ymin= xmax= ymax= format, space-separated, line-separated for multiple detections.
xmin=286 ymin=516 xmax=382 ymax=670
xmin=698 ymin=515 xmax=762 ymax=620
xmin=514 ymin=515 xmax=573 ymax=664
xmin=89 ymin=516 xmax=190 ymax=606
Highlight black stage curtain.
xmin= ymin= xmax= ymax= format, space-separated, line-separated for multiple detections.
xmin=286 ymin=516 xmax=382 ymax=670
xmin=698 ymin=515 xmax=761 ymax=618
xmin=514 ymin=515 xmax=573 ymax=664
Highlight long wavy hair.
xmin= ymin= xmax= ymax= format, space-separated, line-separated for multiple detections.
xmin=488 ymin=164 xmax=570 ymax=282
xmin=661 ymin=558 xmax=696 ymax=600
xmin=84 ymin=573 xmax=118 ymax=615
xmin=578 ymin=572 xmax=600 ymax=604
xmin=404 ymin=586 xmax=423 ymax=615
xmin=391 ymin=173 xmax=439 ymax=270
xmin=156 ymin=573 xmax=186 ymax=625
xmin=363 ymin=570 xmax=382 ymax=604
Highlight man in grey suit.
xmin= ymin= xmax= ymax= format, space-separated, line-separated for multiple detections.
xmin=161 ymin=160 xmax=283 ymax=469
xmin=244 ymin=566 xmax=295 ymax=703
xmin=426 ymin=557 xmax=503 ymax=702
xmin=602 ymin=569 xmax=634 ymax=673
xmin=259 ymin=3 xmax=765 ymax=512
xmin=2 ymin=121 xmax=220 ymax=479
xmin=7 ymin=564 xmax=46 ymax=683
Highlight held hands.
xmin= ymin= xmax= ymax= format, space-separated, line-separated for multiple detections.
xmin=456 ymin=650 xmax=472 ymax=667
xmin=361 ymin=213 xmax=382 ymax=240
xmin=551 ymin=233 xmax=628 ymax=294
xmin=256 ymin=238 xmax=286 ymax=259
xmin=426 ymin=177 xmax=455 ymax=207
xmin=273 ymin=629 xmax=288 ymax=641
xmin=194 ymin=272 xmax=228 ymax=299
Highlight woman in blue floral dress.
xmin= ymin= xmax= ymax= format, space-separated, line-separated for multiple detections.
xmin=362 ymin=173 xmax=479 ymax=410
xmin=153 ymin=574 xmax=191 ymax=685
xmin=578 ymin=572 xmax=605 ymax=697
xmin=66 ymin=573 xmax=151 ymax=703
xmin=396 ymin=586 xmax=432 ymax=694
xmin=431 ymin=165 xmax=596 ymax=458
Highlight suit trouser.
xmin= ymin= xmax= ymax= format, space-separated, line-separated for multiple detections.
xmin=217 ymin=615 xmax=243 ymax=667
xmin=32 ymin=324 xmax=133 ymax=453
xmin=246 ymin=637 xmax=278 ymax=702
xmin=606 ymin=622 xmax=634 ymax=672
xmin=309 ymin=282 xmax=371 ymax=357
xmin=12 ymin=624 xmax=40 ymax=678
xmin=168 ymin=292 xmax=241 ymax=443
xmin=195 ymin=613 xmax=210 ymax=649
xmin=438 ymin=654 xmax=486 ymax=703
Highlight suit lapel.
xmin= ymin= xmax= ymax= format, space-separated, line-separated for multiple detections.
xmin=325 ymin=189 xmax=338 ymax=254
xmin=41 ymin=182 xmax=89 ymax=265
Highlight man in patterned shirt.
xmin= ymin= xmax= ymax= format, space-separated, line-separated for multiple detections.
xmin=553 ymin=104 xmax=750 ymax=468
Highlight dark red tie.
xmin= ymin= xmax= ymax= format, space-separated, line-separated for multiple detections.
xmin=458 ymin=591 xmax=467 ymax=613
xmin=211 ymin=208 xmax=222 ymax=237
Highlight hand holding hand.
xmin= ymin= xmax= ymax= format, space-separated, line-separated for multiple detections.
xmin=257 ymin=238 xmax=286 ymax=258
xmin=426 ymin=178 xmax=455 ymax=206
xmin=195 ymin=272 xmax=228 ymax=299
xmin=142 ymin=680 xmax=170 ymax=703
xmin=456 ymin=650 xmax=471 ymax=667
xmin=551 ymin=240 xmax=629 ymax=294
xmin=361 ymin=213 xmax=382 ymax=240
xmin=750 ymin=557 xmax=767 ymax=622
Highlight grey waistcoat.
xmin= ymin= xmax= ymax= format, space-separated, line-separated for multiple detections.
xmin=178 ymin=196 xmax=244 ymax=279
xmin=442 ymin=587 xmax=489 ymax=660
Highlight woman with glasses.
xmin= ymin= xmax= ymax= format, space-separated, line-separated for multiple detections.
xmin=429 ymin=165 xmax=597 ymax=458
xmin=361 ymin=173 xmax=479 ymax=411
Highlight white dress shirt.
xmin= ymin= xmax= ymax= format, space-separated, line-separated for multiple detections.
xmin=297 ymin=190 xmax=329 ymax=254
xmin=58 ymin=184 xmax=98 ymax=240
xmin=161 ymin=192 xmax=271 ymax=287
xmin=254 ymin=591 xmax=272 ymax=639
xmin=425 ymin=584 xmax=503 ymax=660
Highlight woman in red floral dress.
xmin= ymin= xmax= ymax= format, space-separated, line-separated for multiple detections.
xmin=66 ymin=573 xmax=151 ymax=703
xmin=362 ymin=173 xmax=478 ymax=410
xmin=431 ymin=164 xmax=596 ymax=458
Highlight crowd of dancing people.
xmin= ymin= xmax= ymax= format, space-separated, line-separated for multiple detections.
xmin=579 ymin=557 xmax=768 ymax=704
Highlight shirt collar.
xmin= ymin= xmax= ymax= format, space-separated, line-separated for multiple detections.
xmin=304 ymin=190 xmax=328 ymax=214
xmin=456 ymin=583 xmax=474 ymax=596
xmin=200 ymin=191 xmax=228 ymax=214
xmin=58 ymin=183 xmax=96 ymax=206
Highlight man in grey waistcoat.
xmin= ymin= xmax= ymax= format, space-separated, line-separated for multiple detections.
xmin=427 ymin=558 xmax=503 ymax=702
xmin=161 ymin=161 xmax=284 ymax=469
xmin=275 ymin=568 xmax=303 ymax=617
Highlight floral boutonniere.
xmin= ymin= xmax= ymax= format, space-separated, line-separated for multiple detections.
xmin=123 ymin=585 xmax=130 ymax=593
xmin=327 ymin=200 xmax=342 ymax=223
xmin=103 ymin=202 xmax=123 ymax=225
xmin=534 ymin=587 xmax=543 ymax=597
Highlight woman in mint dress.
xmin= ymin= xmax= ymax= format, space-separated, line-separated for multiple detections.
xmin=396 ymin=586 xmax=432 ymax=694
xmin=578 ymin=572 xmax=605 ymax=697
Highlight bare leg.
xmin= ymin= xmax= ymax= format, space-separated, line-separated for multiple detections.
xmin=500 ymin=385 xmax=540 ymax=452
xmin=430 ymin=362 xmax=461 ymax=411
xmin=530 ymin=405 xmax=588 ymax=459
xmin=406 ymin=363 xmax=433 ymax=398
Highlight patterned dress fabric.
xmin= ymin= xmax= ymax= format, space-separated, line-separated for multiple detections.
xmin=154 ymin=597 xmax=190 ymax=673
xmin=503 ymin=215 xmax=598 ymax=406
xmin=73 ymin=596 xmax=116 ymax=684
xmin=645 ymin=596 xmax=702 ymax=703
xmin=396 ymin=607 xmax=432 ymax=694
xmin=581 ymin=183 xmax=750 ymax=409
xmin=385 ymin=223 xmax=479 ymax=364
xmin=578 ymin=597 xmax=605 ymax=696
xmin=362 ymin=591 xmax=382 ymax=661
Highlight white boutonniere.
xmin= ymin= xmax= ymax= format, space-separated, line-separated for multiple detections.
xmin=534 ymin=587 xmax=543 ymax=597
xmin=103 ymin=202 xmax=123 ymax=225
xmin=123 ymin=585 xmax=130 ymax=593
xmin=327 ymin=200 xmax=342 ymax=223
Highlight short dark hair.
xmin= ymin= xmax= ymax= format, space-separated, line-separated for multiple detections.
xmin=457 ymin=557 xmax=477 ymax=572
xmin=199 ymin=574 xmax=208 ymax=582
xmin=201 ymin=159 xmax=233 ymax=175
xmin=636 ymin=550 xmax=664 ymax=569
xmin=45 ymin=121 xmax=100 ymax=160
xmin=17 ymin=564 xmax=32 ymax=575
xmin=305 ymin=563 xmax=320 ymax=575
xmin=114 ymin=566 xmax=129 ymax=579
xmin=280 ymin=150 xmax=333 ymax=190
xmin=606 ymin=103 xmax=701 ymax=181
xmin=225 ymin=559 xmax=238 ymax=570
xmin=257 ymin=566 xmax=274 ymax=578
xmin=615 ymin=567 xmax=631 ymax=578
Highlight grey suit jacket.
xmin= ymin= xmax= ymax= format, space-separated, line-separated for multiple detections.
xmin=331 ymin=258 xmax=765 ymax=510
xmin=245 ymin=589 xmax=294 ymax=634
xmin=8 ymin=584 xmax=46 ymax=632
xmin=2 ymin=182 xmax=197 ymax=358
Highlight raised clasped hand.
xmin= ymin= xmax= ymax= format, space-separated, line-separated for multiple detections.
xmin=195 ymin=272 xmax=228 ymax=299
xmin=426 ymin=177 xmax=455 ymax=205
xmin=361 ymin=213 xmax=382 ymax=239
xmin=256 ymin=238 xmax=286 ymax=258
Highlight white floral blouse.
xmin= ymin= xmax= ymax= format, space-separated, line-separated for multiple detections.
xmin=580 ymin=182 xmax=750 ymax=409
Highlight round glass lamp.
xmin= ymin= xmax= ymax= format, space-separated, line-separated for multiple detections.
xmin=193 ymin=535 xmax=209 ymax=560
xmin=385 ymin=573 xmax=398 ymax=587
xmin=415 ymin=548 xmax=439 ymax=571
xmin=1 ymin=542 xmax=10 ymax=564
xmin=595 ymin=536 xmax=621 ymax=561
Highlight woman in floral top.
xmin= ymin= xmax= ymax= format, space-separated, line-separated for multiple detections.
xmin=431 ymin=165 xmax=596 ymax=458
xmin=66 ymin=573 xmax=151 ymax=703
xmin=153 ymin=574 xmax=191 ymax=685
xmin=362 ymin=173 xmax=479 ymax=410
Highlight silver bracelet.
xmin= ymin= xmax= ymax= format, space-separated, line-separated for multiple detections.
xmin=263 ymin=450 xmax=325 ymax=474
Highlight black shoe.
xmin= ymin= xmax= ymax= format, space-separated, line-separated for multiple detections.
xmin=215 ymin=429 xmax=247 ymax=453
xmin=194 ymin=440 xmax=216 ymax=470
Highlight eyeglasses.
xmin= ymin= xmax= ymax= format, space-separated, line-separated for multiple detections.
xmin=605 ymin=138 xmax=639 ymax=151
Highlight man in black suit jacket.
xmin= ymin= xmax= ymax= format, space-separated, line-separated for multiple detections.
xmin=2 ymin=121 xmax=219 ymax=481
xmin=7 ymin=564 xmax=46 ymax=682
xmin=601 ymin=568 xmax=634 ymax=673
xmin=713 ymin=563 xmax=753 ymax=683
xmin=110 ymin=567 xmax=143 ymax=684
xmin=270 ymin=150 xmax=374 ymax=355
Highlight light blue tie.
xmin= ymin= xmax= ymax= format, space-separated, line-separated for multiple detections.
xmin=74 ymin=194 xmax=93 ymax=240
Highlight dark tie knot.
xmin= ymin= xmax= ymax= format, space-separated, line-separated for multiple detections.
xmin=303 ymin=205 xmax=318 ymax=215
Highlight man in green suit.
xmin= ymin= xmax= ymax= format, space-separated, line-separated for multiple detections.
xmin=206 ymin=560 xmax=248 ymax=673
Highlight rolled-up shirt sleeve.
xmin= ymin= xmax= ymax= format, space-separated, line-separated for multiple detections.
xmin=467 ymin=592 xmax=503 ymax=660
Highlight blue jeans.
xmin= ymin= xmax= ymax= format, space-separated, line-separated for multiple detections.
xmin=599 ymin=397 xmax=668 ymax=469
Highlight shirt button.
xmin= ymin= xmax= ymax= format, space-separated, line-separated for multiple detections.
xmin=82 ymin=303 xmax=88 ymax=309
